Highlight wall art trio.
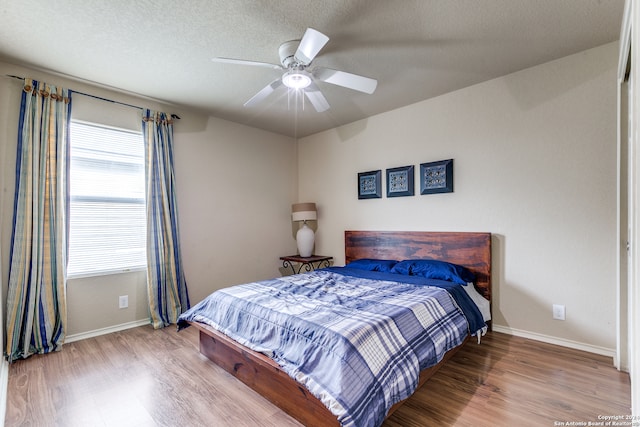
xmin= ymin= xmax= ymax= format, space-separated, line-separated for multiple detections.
xmin=358 ymin=159 xmax=453 ymax=200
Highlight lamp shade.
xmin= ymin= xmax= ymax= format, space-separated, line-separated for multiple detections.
xmin=292 ymin=203 xmax=317 ymax=222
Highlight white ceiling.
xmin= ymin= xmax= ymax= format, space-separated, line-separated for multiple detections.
xmin=0 ymin=0 xmax=625 ymax=138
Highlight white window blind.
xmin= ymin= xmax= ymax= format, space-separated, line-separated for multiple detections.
xmin=67 ymin=121 xmax=146 ymax=278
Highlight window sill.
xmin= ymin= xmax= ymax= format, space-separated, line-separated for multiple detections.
xmin=66 ymin=266 xmax=147 ymax=280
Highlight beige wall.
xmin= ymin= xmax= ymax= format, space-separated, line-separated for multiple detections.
xmin=0 ymin=61 xmax=298 ymax=337
xmin=298 ymin=42 xmax=619 ymax=353
xmin=174 ymin=114 xmax=298 ymax=304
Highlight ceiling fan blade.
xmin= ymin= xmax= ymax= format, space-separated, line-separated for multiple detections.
xmin=304 ymin=82 xmax=330 ymax=112
xmin=244 ymin=79 xmax=283 ymax=107
xmin=294 ymin=28 xmax=329 ymax=65
xmin=313 ymin=67 xmax=378 ymax=94
xmin=213 ymin=57 xmax=282 ymax=70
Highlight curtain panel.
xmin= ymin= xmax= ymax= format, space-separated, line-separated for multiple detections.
xmin=142 ymin=109 xmax=190 ymax=328
xmin=5 ymin=79 xmax=71 ymax=362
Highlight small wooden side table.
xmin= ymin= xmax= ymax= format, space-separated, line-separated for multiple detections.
xmin=280 ymin=255 xmax=333 ymax=275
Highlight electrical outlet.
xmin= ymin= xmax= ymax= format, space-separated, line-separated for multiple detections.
xmin=552 ymin=304 xmax=565 ymax=320
xmin=119 ymin=295 xmax=128 ymax=309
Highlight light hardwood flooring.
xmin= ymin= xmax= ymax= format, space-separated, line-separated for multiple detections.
xmin=6 ymin=326 xmax=630 ymax=427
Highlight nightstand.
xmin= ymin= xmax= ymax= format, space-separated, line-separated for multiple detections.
xmin=280 ymin=255 xmax=333 ymax=274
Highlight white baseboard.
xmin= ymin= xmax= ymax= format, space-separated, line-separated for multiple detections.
xmin=492 ymin=324 xmax=615 ymax=359
xmin=65 ymin=318 xmax=150 ymax=343
xmin=0 ymin=358 xmax=7 ymax=427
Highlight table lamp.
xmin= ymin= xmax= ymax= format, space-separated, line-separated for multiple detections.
xmin=291 ymin=203 xmax=317 ymax=257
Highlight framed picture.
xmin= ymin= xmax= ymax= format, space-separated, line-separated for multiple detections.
xmin=358 ymin=170 xmax=382 ymax=199
xmin=420 ymin=159 xmax=453 ymax=194
xmin=386 ymin=165 xmax=414 ymax=197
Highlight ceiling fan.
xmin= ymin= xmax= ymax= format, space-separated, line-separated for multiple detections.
xmin=212 ymin=28 xmax=377 ymax=112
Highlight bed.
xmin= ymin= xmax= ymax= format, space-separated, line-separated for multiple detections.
xmin=178 ymin=230 xmax=491 ymax=427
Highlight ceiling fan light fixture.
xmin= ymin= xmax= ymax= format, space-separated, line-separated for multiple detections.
xmin=282 ymin=70 xmax=311 ymax=89
xmin=212 ymin=28 xmax=376 ymax=114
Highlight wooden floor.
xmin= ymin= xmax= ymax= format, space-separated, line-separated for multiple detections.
xmin=6 ymin=326 xmax=630 ymax=427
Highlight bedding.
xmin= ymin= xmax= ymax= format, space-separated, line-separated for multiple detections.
xmin=178 ymin=267 xmax=487 ymax=427
xmin=340 ymin=259 xmax=490 ymax=327
xmin=337 ymin=267 xmax=487 ymax=335
xmin=462 ymin=280 xmax=492 ymax=323
xmin=389 ymin=259 xmax=476 ymax=285
xmin=344 ymin=258 xmax=398 ymax=272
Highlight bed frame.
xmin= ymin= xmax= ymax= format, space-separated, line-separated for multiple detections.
xmin=188 ymin=231 xmax=491 ymax=426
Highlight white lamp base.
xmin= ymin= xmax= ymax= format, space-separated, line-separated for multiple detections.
xmin=296 ymin=222 xmax=315 ymax=257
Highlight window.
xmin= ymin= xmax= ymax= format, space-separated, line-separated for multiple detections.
xmin=67 ymin=121 xmax=146 ymax=277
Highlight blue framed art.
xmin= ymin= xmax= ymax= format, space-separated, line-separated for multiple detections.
xmin=420 ymin=159 xmax=453 ymax=194
xmin=386 ymin=165 xmax=414 ymax=197
xmin=358 ymin=170 xmax=382 ymax=199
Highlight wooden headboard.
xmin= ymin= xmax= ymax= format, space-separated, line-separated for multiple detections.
xmin=345 ymin=231 xmax=492 ymax=302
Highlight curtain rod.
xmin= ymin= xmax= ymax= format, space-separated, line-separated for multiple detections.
xmin=5 ymin=74 xmax=181 ymax=120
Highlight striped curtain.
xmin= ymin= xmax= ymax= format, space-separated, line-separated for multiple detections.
xmin=142 ymin=109 xmax=190 ymax=328
xmin=5 ymin=79 xmax=71 ymax=362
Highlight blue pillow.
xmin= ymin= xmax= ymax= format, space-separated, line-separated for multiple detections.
xmin=390 ymin=259 xmax=475 ymax=285
xmin=345 ymin=258 xmax=398 ymax=273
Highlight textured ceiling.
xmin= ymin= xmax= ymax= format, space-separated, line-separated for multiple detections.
xmin=0 ymin=0 xmax=625 ymax=138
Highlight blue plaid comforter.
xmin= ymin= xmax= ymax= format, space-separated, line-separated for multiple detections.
xmin=178 ymin=268 xmax=475 ymax=427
